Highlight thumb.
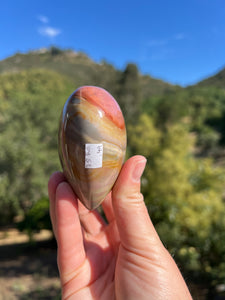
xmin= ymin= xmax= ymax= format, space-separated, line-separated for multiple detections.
xmin=112 ymin=156 xmax=193 ymax=300
xmin=112 ymin=155 xmax=162 ymax=252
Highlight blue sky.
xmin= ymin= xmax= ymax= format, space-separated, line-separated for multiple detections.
xmin=0 ymin=0 xmax=225 ymax=86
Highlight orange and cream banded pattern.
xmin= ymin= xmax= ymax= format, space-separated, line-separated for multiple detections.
xmin=58 ymin=86 xmax=127 ymax=210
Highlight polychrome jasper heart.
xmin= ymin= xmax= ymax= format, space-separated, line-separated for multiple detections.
xmin=58 ymin=86 xmax=127 ymax=210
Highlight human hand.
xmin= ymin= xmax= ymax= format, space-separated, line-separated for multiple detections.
xmin=48 ymin=155 xmax=192 ymax=300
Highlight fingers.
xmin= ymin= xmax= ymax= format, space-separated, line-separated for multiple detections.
xmin=55 ymin=181 xmax=86 ymax=280
xmin=48 ymin=171 xmax=66 ymax=236
xmin=78 ymin=201 xmax=106 ymax=235
xmin=112 ymin=155 xmax=162 ymax=254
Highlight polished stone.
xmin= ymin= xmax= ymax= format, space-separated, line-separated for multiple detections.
xmin=58 ymin=86 xmax=127 ymax=210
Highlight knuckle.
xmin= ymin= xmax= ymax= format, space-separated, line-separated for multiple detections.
xmin=114 ymin=191 xmax=144 ymax=207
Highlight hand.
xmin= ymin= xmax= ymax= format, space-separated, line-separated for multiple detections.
xmin=48 ymin=155 xmax=192 ymax=300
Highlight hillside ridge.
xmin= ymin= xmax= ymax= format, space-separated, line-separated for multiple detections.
xmin=196 ymin=66 xmax=225 ymax=88
xmin=0 ymin=47 xmax=177 ymax=99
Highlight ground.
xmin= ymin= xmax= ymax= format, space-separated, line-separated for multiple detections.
xmin=0 ymin=228 xmax=60 ymax=300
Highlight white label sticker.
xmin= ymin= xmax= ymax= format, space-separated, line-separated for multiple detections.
xmin=85 ymin=144 xmax=103 ymax=168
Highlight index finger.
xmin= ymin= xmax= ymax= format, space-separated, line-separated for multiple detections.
xmin=55 ymin=181 xmax=86 ymax=284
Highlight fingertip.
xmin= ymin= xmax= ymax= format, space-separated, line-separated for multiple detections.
xmin=55 ymin=181 xmax=79 ymax=224
xmin=119 ymin=155 xmax=146 ymax=180
xmin=125 ymin=155 xmax=147 ymax=167
xmin=48 ymin=171 xmax=66 ymax=200
xmin=113 ymin=155 xmax=147 ymax=198
xmin=55 ymin=181 xmax=78 ymax=204
xmin=48 ymin=171 xmax=64 ymax=186
xmin=131 ymin=155 xmax=147 ymax=162
xmin=55 ymin=180 xmax=68 ymax=194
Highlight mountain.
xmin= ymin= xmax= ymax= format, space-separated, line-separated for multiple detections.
xmin=197 ymin=66 xmax=225 ymax=89
xmin=0 ymin=47 xmax=176 ymax=99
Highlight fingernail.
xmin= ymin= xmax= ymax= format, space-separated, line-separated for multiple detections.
xmin=132 ymin=159 xmax=147 ymax=182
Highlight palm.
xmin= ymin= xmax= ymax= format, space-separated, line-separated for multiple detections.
xmin=67 ymin=220 xmax=118 ymax=299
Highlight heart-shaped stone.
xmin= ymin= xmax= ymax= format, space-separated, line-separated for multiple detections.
xmin=58 ymin=86 xmax=127 ymax=210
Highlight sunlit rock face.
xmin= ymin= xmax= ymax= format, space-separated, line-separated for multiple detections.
xmin=58 ymin=86 xmax=127 ymax=210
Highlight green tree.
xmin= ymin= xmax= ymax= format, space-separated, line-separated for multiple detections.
xmin=118 ymin=63 xmax=141 ymax=123
xmin=129 ymin=114 xmax=225 ymax=290
xmin=0 ymin=69 xmax=74 ymax=223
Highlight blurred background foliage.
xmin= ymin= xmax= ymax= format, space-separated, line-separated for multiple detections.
xmin=0 ymin=47 xmax=225 ymax=297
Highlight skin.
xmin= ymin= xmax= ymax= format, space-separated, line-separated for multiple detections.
xmin=48 ymin=155 xmax=193 ymax=300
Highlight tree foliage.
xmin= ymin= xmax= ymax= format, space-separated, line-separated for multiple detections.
xmin=0 ymin=69 xmax=74 ymax=223
xmin=118 ymin=63 xmax=141 ymax=123
xmin=129 ymin=114 xmax=225 ymax=289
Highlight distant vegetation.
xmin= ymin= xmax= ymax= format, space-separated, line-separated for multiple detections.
xmin=0 ymin=47 xmax=225 ymax=297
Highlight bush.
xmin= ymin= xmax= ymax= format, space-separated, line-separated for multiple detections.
xmin=17 ymin=197 xmax=52 ymax=240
